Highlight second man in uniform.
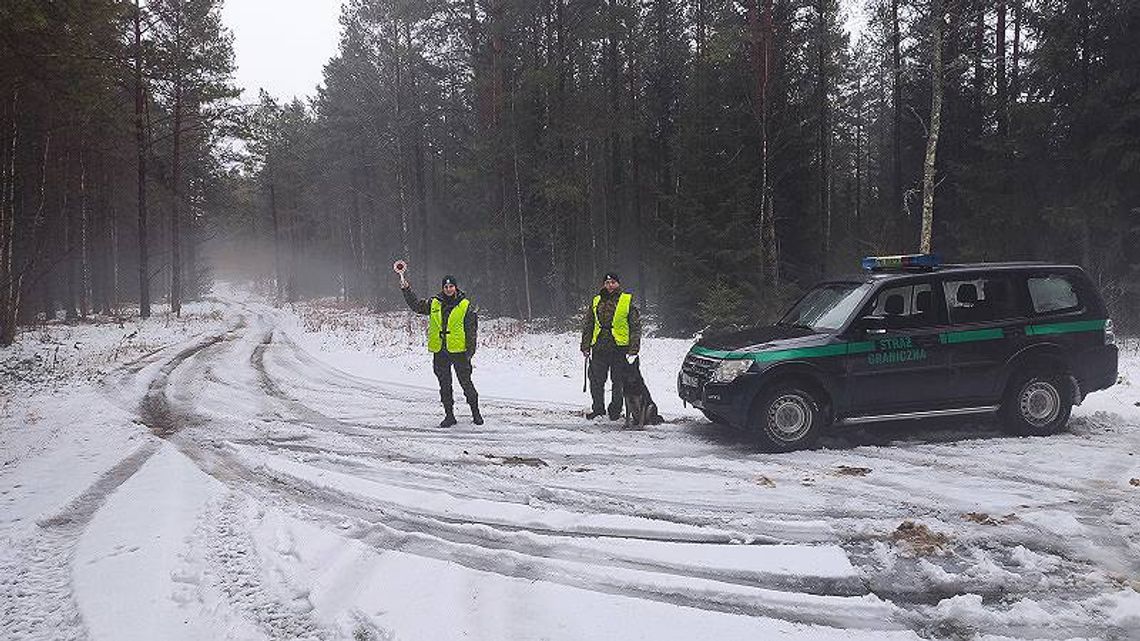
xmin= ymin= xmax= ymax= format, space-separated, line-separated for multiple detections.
xmin=580 ymin=272 xmax=641 ymax=420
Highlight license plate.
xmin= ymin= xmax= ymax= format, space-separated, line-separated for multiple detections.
xmin=681 ymin=373 xmax=698 ymax=387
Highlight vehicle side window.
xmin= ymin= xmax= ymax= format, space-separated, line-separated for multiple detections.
xmin=1027 ymin=275 xmax=1081 ymax=314
xmin=863 ymin=282 xmax=942 ymax=329
xmin=943 ymin=277 xmax=1019 ymax=324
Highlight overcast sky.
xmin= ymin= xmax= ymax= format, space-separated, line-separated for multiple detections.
xmin=221 ymin=0 xmax=868 ymax=105
xmin=221 ymin=0 xmax=346 ymax=104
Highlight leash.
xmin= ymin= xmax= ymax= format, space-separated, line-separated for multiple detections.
xmin=583 ymin=354 xmax=589 ymax=393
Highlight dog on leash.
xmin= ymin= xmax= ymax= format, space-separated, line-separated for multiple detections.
xmin=622 ymin=356 xmax=664 ymax=429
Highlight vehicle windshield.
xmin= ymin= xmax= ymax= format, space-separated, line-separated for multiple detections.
xmin=778 ymin=282 xmax=871 ymax=331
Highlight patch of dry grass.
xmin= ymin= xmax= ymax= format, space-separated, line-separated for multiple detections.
xmin=961 ymin=512 xmax=1019 ymax=526
xmin=890 ymin=520 xmax=951 ymax=556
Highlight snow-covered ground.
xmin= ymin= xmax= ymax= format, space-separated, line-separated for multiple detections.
xmin=2 ymin=287 xmax=1139 ymax=641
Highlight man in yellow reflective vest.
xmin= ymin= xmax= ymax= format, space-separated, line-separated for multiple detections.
xmin=402 ymin=274 xmax=482 ymax=427
xmin=580 ymin=272 xmax=641 ymax=420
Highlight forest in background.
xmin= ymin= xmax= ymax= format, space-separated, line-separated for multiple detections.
xmin=2 ymin=0 xmax=1139 ymax=346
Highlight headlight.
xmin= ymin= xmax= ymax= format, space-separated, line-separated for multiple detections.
xmin=1105 ymin=318 xmax=1116 ymax=346
xmin=711 ymin=359 xmax=752 ymax=383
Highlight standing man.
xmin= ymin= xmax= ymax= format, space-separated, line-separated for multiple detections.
xmin=581 ymin=272 xmax=641 ymax=420
xmin=400 ymin=270 xmax=482 ymax=427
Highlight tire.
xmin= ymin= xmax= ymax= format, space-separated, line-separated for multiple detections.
xmin=1000 ymin=371 xmax=1073 ymax=436
xmin=750 ymin=384 xmax=827 ymax=452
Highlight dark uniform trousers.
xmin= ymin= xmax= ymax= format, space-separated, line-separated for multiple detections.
xmin=589 ymin=348 xmax=627 ymax=416
xmin=434 ymin=351 xmax=478 ymax=410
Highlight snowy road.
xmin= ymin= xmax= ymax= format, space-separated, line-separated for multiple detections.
xmin=3 ymin=295 xmax=1139 ymax=640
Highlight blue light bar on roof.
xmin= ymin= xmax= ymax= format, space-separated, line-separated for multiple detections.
xmin=861 ymin=253 xmax=941 ymax=271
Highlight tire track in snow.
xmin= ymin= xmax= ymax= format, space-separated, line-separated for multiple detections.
xmin=173 ymin=429 xmax=908 ymax=635
xmin=102 ymin=305 xmax=337 ymax=640
xmin=203 ymin=493 xmax=326 ymax=641
xmin=137 ymin=324 xmax=245 ymax=436
xmin=1 ymin=441 xmax=160 ymax=641
xmin=136 ymin=300 xmax=1137 ymax=638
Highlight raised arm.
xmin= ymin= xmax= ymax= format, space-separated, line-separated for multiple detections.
xmin=401 ymin=285 xmax=431 ymax=315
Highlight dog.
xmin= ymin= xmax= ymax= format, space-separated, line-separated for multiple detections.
xmin=621 ymin=356 xmax=664 ymax=429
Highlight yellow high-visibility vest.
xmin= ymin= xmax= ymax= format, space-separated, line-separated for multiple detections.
xmin=428 ymin=298 xmax=469 ymax=353
xmin=591 ymin=293 xmax=631 ymax=346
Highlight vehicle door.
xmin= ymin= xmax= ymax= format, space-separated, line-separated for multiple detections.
xmin=941 ymin=273 xmax=1028 ymax=404
xmin=843 ymin=278 xmax=953 ymax=414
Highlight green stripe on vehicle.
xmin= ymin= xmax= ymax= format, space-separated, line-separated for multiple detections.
xmin=691 ymin=341 xmax=875 ymax=363
xmin=1025 ymin=319 xmax=1106 ymax=336
xmin=939 ymin=328 xmax=1004 ymax=344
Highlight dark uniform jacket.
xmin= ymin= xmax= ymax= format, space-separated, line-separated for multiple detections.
xmin=403 ymin=287 xmax=479 ymax=356
xmin=580 ymin=288 xmax=641 ymax=354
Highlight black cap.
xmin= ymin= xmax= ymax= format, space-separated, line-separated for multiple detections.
xmin=603 ymin=271 xmax=620 ymax=283
xmin=442 ymin=275 xmax=458 ymax=287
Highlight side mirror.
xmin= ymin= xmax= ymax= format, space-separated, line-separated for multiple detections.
xmin=859 ymin=315 xmax=888 ymax=335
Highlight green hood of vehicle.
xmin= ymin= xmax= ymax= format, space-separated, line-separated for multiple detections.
xmin=691 ymin=330 xmax=874 ymax=364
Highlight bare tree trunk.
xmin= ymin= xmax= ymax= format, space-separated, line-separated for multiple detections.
xmin=391 ymin=17 xmax=411 ymax=266
xmin=22 ymin=131 xmax=51 ymax=326
xmin=134 ymin=1 xmax=150 ymax=318
xmin=489 ymin=0 xmax=509 ymax=313
xmin=347 ymin=174 xmax=362 ymax=299
xmin=816 ymin=0 xmax=831 ymax=277
xmin=1011 ymin=0 xmax=1021 ymax=107
xmin=286 ymin=188 xmax=298 ymax=304
xmin=407 ymin=23 xmax=430 ymax=281
xmin=107 ymin=166 xmax=118 ymax=313
xmin=170 ymin=1 xmax=184 ymax=317
xmin=920 ymin=0 xmax=944 ymax=254
xmin=79 ymin=154 xmax=90 ymax=318
xmin=64 ymin=151 xmax=78 ymax=322
xmin=1079 ymin=0 xmax=1089 ymax=97
xmin=997 ymin=0 xmax=1007 ymax=138
xmin=270 ymin=181 xmax=282 ymax=303
xmin=606 ymin=0 xmax=623 ymax=271
xmin=855 ymin=78 xmax=863 ymax=235
xmin=751 ymin=0 xmax=778 ymax=285
xmin=548 ymin=0 xmax=570 ymax=317
xmin=892 ymin=0 xmax=903 ymax=226
xmin=972 ymin=0 xmax=985 ymax=112
xmin=627 ymin=4 xmax=645 ymax=302
xmin=0 ymin=90 xmax=16 ymax=346
xmin=510 ymin=92 xmax=532 ymax=320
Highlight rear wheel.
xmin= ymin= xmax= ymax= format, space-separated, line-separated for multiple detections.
xmin=1000 ymin=371 xmax=1073 ymax=436
xmin=750 ymin=385 xmax=826 ymax=452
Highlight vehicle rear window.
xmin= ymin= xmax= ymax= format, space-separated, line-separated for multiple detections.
xmin=943 ymin=277 xmax=1020 ymax=324
xmin=1028 ymin=276 xmax=1081 ymax=314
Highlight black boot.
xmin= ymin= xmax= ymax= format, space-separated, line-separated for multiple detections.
xmin=470 ymin=402 xmax=484 ymax=425
xmin=608 ymin=402 xmax=624 ymax=421
xmin=586 ymin=408 xmax=606 ymax=420
xmin=439 ymin=407 xmax=457 ymax=428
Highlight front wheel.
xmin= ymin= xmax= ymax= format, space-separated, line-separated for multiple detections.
xmin=1000 ymin=372 xmax=1073 ymax=436
xmin=750 ymin=385 xmax=827 ymax=452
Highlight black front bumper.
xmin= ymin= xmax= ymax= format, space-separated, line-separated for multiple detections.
xmin=678 ymin=371 xmax=758 ymax=427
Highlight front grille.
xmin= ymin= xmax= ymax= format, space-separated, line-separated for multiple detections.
xmin=681 ymin=352 xmax=720 ymax=387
